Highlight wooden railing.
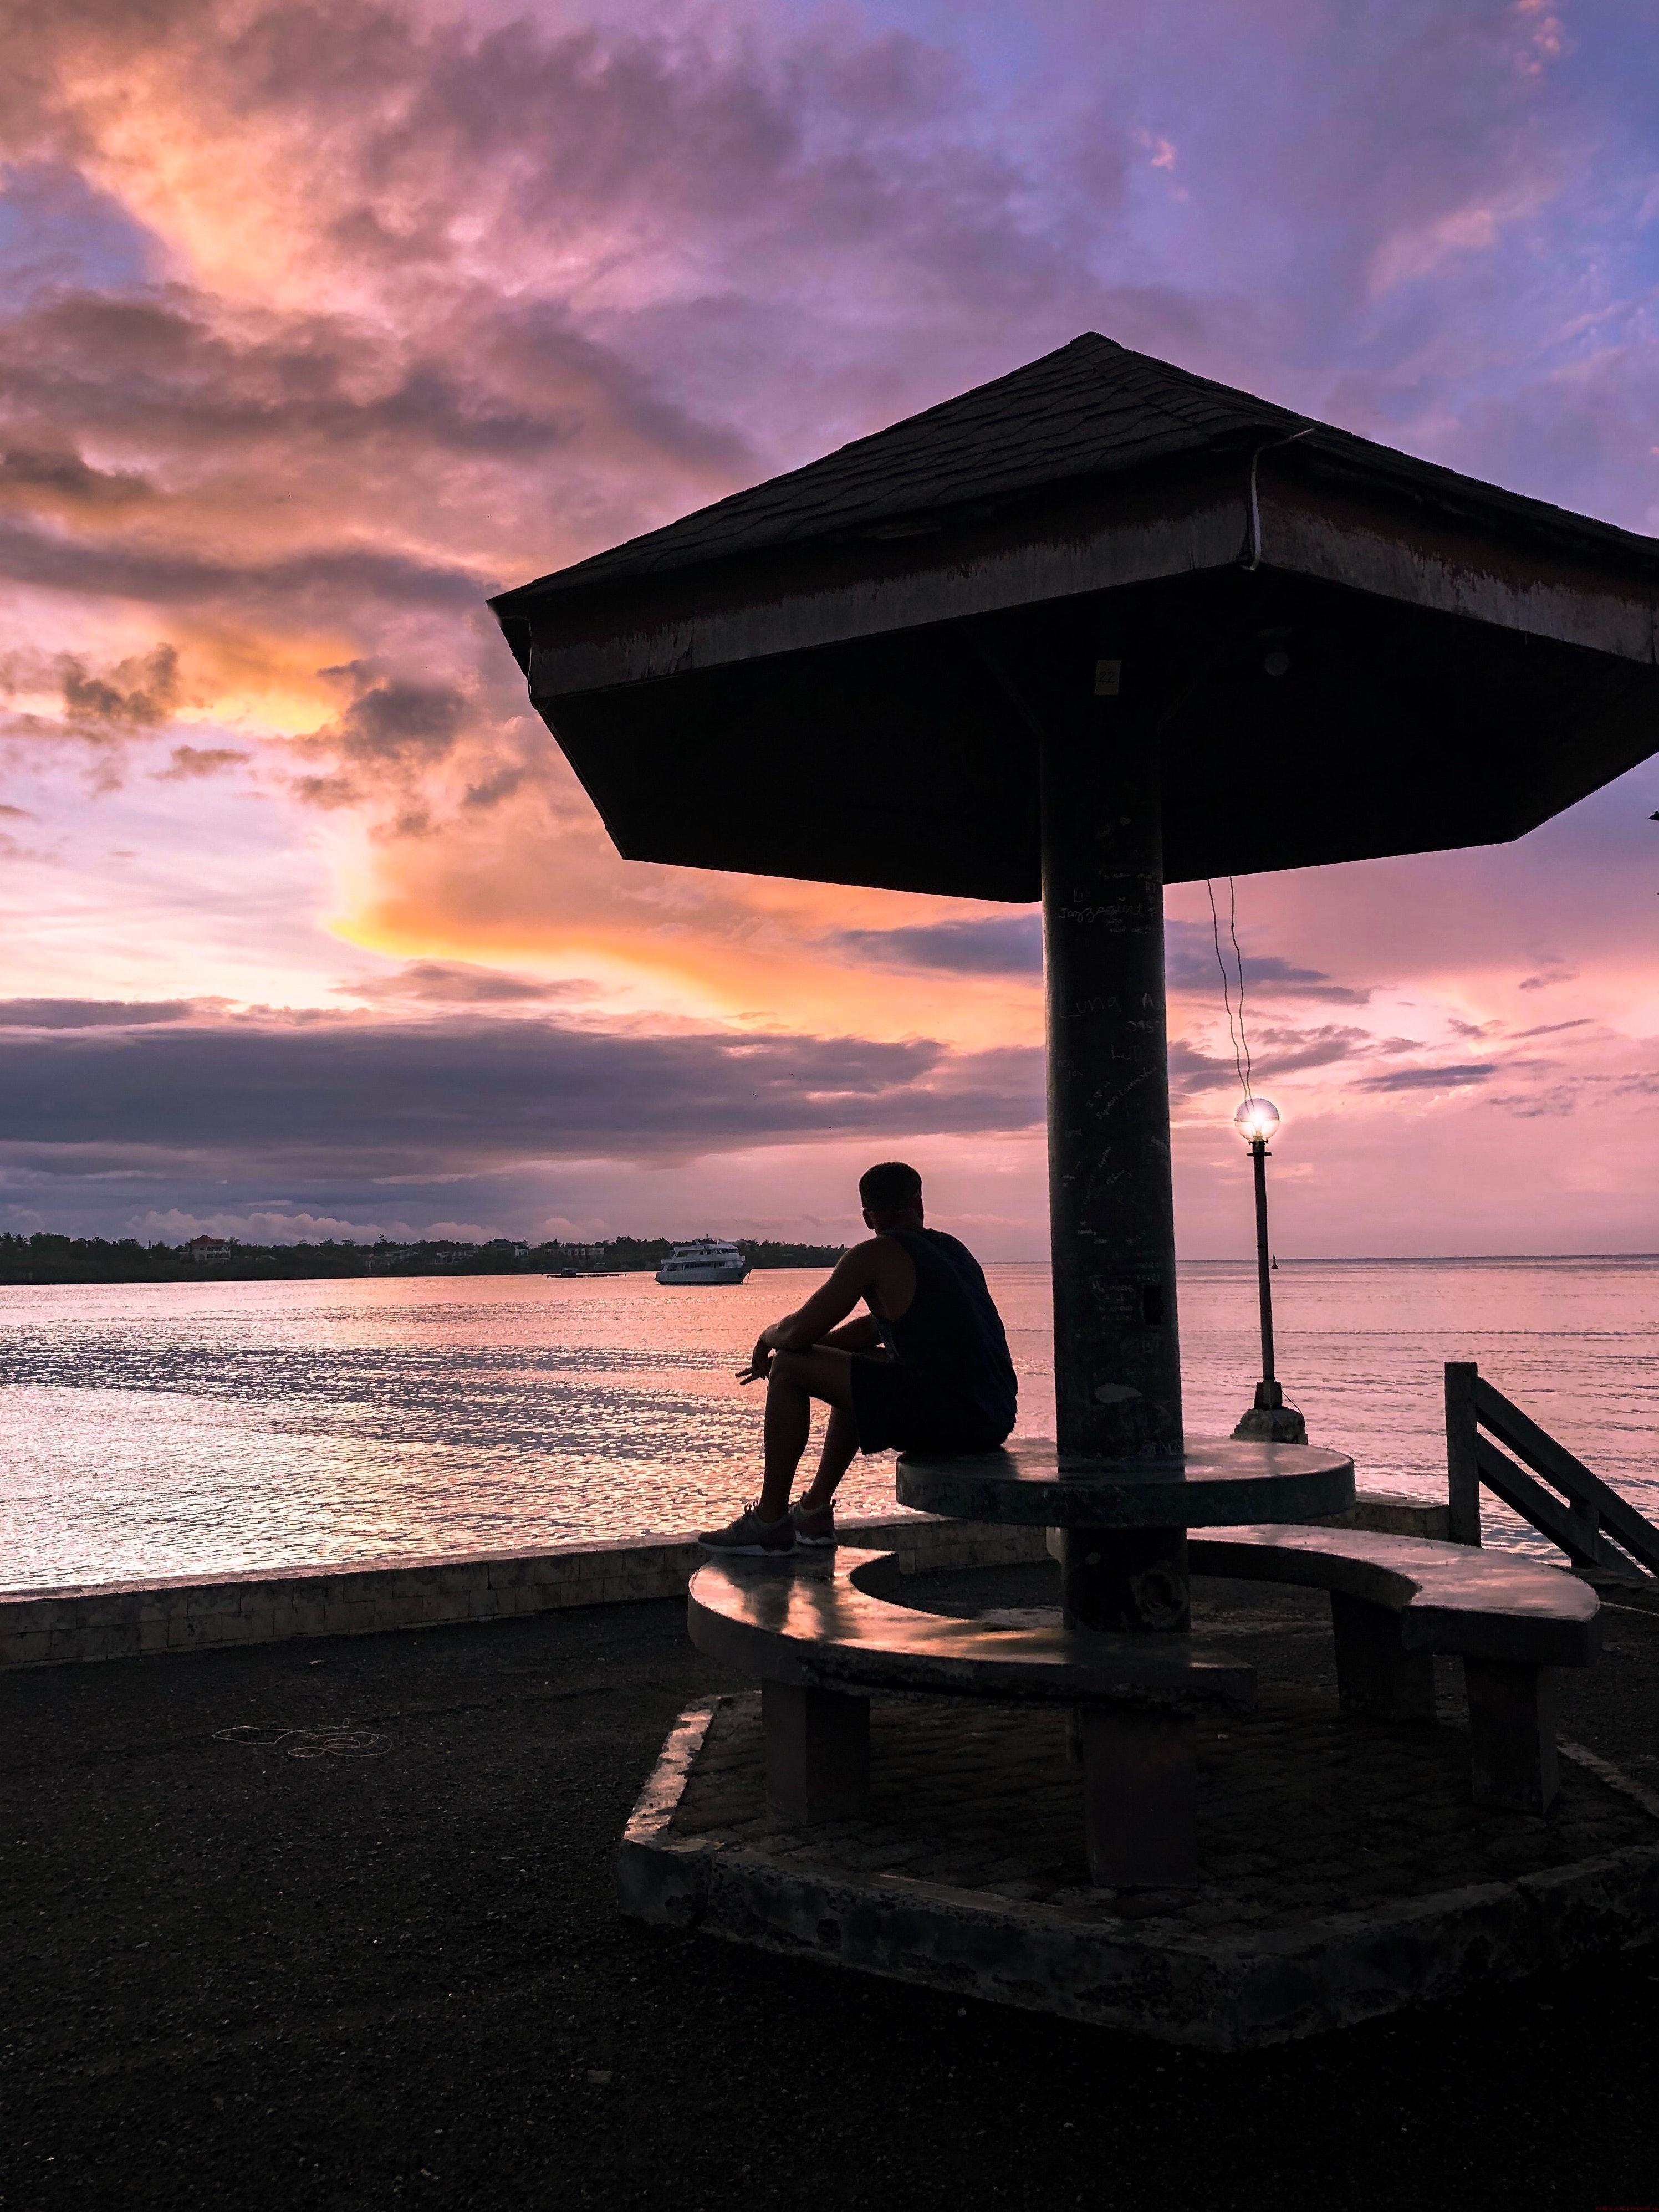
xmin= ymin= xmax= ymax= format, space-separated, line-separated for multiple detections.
xmin=1445 ymin=1362 xmax=1658 ymax=1580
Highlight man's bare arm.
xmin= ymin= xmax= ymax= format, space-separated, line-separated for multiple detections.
xmin=818 ymin=1315 xmax=883 ymax=1352
xmin=737 ymin=1245 xmax=884 ymax=1380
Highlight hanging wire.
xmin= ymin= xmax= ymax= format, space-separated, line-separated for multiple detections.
xmin=1227 ymin=876 xmax=1254 ymax=1100
xmin=1209 ymin=877 xmax=1296 ymax=1411
xmin=1207 ymin=878 xmax=1250 ymax=1101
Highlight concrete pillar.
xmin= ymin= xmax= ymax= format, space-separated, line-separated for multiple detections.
xmin=1043 ymin=699 xmax=1186 ymax=1633
xmin=1061 ymin=1527 xmax=1191 ymax=1635
xmin=1078 ymin=1702 xmax=1197 ymax=1888
xmin=1040 ymin=711 xmax=1183 ymax=1465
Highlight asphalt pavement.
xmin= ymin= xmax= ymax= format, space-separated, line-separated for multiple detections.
xmin=4 ymin=1560 xmax=1657 ymax=2211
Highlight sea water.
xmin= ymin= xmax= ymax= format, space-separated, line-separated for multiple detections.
xmin=0 ymin=1257 xmax=1652 ymax=1592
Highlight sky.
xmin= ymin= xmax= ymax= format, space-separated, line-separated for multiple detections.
xmin=0 ymin=0 xmax=1656 ymax=1258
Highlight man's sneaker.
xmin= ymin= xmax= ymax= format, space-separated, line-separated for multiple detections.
xmin=790 ymin=1500 xmax=836 ymax=1549
xmin=697 ymin=1503 xmax=795 ymax=1556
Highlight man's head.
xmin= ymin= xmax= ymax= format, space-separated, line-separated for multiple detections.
xmin=859 ymin=1159 xmax=923 ymax=1232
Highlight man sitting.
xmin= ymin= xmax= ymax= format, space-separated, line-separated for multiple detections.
xmin=698 ymin=1160 xmax=1017 ymax=1556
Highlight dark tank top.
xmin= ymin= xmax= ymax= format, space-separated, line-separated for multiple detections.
xmin=873 ymin=1228 xmax=1018 ymax=1433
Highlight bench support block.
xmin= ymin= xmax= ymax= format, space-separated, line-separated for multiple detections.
xmin=1330 ymin=1593 xmax=1437 ymax=1721
xmin=762 ymin=1681 xmax=870 ymax=1823
xmin=1464 ymin=1658 xmax=1558 ymax=1815
xmin=1078 ymin=1703 xmax=1196 ymax=1888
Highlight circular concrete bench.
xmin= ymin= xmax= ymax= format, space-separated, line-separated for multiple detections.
xmin=688 ymin=1547 xmax=1253 ymax=1887
xmin=1185 ymin=1525 xmax=1601 ymax=1815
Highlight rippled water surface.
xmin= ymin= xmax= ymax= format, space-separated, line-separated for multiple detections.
xmin=0 ymin=1258 xmax=1652 ymax=1591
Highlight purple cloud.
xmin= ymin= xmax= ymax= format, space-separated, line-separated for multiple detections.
xmin=0 ymin=998 xmax=196 ymax=1027
xmin=831 ymin=913 xmax=1373 ymax=1002
xmin=0 ymin=1013 xmax=1045 ymax=1169
xmin=1359 ymin=1062 xmax=1500 ymax=1093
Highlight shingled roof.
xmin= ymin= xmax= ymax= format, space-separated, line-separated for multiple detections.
xmin=492 ymin=331 xmax=1658 ymax=612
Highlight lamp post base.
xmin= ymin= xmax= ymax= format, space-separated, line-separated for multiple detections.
xmin=1231 ymin=1398 xmax=1309 ymax=1445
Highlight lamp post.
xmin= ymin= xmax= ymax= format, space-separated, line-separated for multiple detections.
xmin=1230 ymin=1096 xmax=1308 ymax=1445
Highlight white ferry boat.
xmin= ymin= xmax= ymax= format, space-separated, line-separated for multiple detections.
xmin=655 ymin=1238 xmax=752 ymax=1286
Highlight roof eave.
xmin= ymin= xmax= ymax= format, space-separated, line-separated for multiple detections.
xmin=511 ymin=454 xmax=1248 ymax=697
xmin=507 ymin=449 xmax=1657 ymax=706
xmin=490 ymin=416 xmax=1659 ymax=630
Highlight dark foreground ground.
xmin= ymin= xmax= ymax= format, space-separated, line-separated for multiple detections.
xmin=4 ymin=1560 xmax=1658 ymax=2212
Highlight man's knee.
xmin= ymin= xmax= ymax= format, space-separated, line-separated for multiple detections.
xmin=770 ymin=1349 xmax=811 ymax=1388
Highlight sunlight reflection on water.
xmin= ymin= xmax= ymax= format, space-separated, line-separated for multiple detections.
xmin=0 ymin=1258 xmax=1652 ymax=1591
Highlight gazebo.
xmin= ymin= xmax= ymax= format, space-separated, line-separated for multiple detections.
xmin=493 ymin=335 xmax=1659 ymax=2034
xmin=492 ymin=331 xmax=1657 ymax=1606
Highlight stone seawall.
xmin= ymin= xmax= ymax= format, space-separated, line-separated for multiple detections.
xmin=0 ymin=1513 xmax=1051 ymax=1671
xmin=0 ymin=1490 xmax=1451 ymax=1673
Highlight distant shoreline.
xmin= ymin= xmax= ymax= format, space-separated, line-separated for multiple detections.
xmin=0 ymin=1234 xmax=848 ymax=1289
xmin=0 ymin=1243 xmax=1652 ymax=1288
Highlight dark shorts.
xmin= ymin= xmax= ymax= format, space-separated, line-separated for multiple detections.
xmin=848 ymin=1355 xmax=1013 ymax=1457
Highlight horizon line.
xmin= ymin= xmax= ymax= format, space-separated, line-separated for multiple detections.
xmin=978 ymin=1251 xmax=1659 ymax=1266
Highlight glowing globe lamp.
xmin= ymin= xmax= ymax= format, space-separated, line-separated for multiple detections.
xmin=1234 ymin=1096 xmax=1281 ymax=1147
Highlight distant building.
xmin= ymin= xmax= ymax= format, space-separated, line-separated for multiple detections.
xmin=185 ymin=1235 xmax=232 ymax=1261
xmin=483 ymin=1237 xmax=530 ymax=1260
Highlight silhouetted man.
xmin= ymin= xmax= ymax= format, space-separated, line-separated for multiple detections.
xmin=698 ymin=1161 xmax=1017 ymax=1556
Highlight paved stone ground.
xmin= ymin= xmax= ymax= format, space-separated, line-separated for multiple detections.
xmin=674 ymin=1687 xmax=1656 ymax=1929
xmin=4 ymin=1559 xmax=1659 ymax=2212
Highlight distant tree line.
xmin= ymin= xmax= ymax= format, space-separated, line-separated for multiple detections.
xmin=0 ymin=1233 xmax=848 ymax=1286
